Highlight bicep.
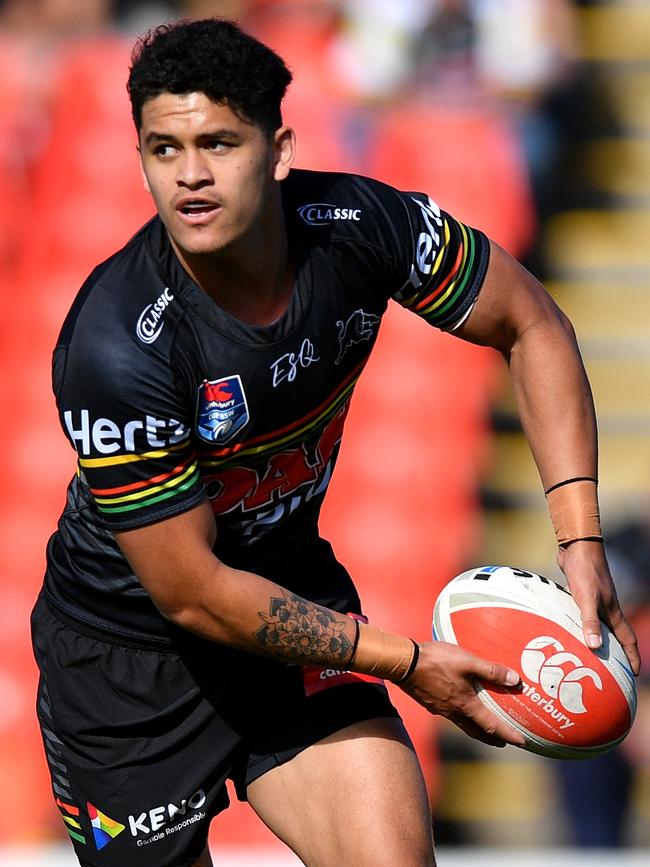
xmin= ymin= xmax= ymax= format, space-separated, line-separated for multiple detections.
xmin=113 ymin=499 xmax=218 ymax=618
xmin=454 ymin=240 xmax=572 ymax=355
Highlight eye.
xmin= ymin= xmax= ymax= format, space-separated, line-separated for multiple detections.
xmin=206 ymin=140 xmax=231 ymax=153
xmin=153 ymin=143 xmax=178 ymax=158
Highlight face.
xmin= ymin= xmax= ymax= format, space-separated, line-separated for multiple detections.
xmin=138 ymin=92 xmax=294 ymax=259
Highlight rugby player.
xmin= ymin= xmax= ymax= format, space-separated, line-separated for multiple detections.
xmin=31 ymin=18 xmax=639 ymax=867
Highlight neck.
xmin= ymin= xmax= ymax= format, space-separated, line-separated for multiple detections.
xmin=172 ymin=205 xmax=293 ymax=327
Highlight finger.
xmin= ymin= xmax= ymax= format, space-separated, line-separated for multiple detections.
xmin=452 ymin=716 xmax=507 ymax=748
xmin=604 ymin=608 xmax=641 ymax=676
xmin=471 ymin=657 xmax=521 ymax=689
xmin=575 ymin=592 xmax=603 ymax=650
xmin=465 ymin=699 xmax=526 ymax=748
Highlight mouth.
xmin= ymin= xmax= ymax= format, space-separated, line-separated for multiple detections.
xmin=175 ymin=197 xmax=221 ymax=224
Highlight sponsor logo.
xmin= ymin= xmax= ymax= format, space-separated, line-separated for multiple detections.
xmin=87 ymin=803 xmax=126 ymax=851
xmin=63 ymin=410 xmax=188 ymax=456
xmin=205 ymin=399 xmax=351 ymax=537
xmin=297 ymin=203 xmax=362 ymax=226
xmin=303 ymin=667 xmax=384 ymax=697
xmin=55 ymin=799 xmax=125 ymax=851
xmin=270 ymin=338 xmax=320 ymax=387
xmin=196 ymin=375 xmax=249 ymax=444
xmin=520 ymin=636 xmax=603 ymax=728
xmin=128 ymin=789 xmax=207 ymax=843
xmin=334 ymin=308 xmax=380 ymax=365
xmin=136 ymin=287 xmax=175 ymax=344
xmin=395 ymin=196 xmax=444 ymax=300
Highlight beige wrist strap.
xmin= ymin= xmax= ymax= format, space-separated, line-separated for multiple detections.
xmin=545 ymin=478 xmax=602 ymax=547
xmin=349 ymin=622 xmax=416 ymax=683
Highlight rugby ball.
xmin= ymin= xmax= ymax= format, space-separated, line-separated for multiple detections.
xmin=432 ymin=565 xmax=637 ymax=759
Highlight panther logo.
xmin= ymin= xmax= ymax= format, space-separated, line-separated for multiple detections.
xmin=334 ymin=309 xmax=381 ymax=365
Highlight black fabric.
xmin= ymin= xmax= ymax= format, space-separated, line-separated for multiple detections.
xmin=32 ymin=595 xmax=397 ymax=867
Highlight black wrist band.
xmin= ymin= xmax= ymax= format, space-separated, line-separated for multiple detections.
xmin=396 ymin=640 xmax=420 ymax=683
xmin=544 ymin=476 xmax=598 ymax=496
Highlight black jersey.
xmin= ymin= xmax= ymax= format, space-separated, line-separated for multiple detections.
xmin=44 ymin=169 xmax=490 ymax=642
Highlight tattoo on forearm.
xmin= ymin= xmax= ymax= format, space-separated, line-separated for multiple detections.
xmin=256 ymin=590 xmax=353 ymax=666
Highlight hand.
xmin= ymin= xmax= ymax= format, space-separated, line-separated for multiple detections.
xmin=399 ymin=641 xmax=526 ymax=748
xmin=558 ymin=540 xmax=641 ymax=675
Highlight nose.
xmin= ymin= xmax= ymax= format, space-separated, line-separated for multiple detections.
xmin=176 ymin=148 xmax=213 ymax=189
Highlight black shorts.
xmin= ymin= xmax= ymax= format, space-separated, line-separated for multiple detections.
xmin=31 ymin=594 xmax=398 ymax=867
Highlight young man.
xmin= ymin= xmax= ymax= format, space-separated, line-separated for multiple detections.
xmin=31 ymin=18 xmax=639 ymax=867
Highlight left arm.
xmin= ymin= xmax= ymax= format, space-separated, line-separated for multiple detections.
xmin=456 ymin=240 xmax=640 ymax=674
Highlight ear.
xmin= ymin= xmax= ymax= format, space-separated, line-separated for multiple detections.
xmin=137 ymin=144 xmax=152 ymax=194
xmin=272 ymin=126 xmax=296 ymax=181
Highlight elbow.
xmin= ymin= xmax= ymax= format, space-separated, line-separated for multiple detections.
xmin=508 ymin=297 xmax=579 ymax=363
xmin=150 ymin=591 xmax=198 ymax=630
xmin=156 ymin=598 xmax=199 ymax=630
xmin=151 ymin=580 xmax=230 ymax=644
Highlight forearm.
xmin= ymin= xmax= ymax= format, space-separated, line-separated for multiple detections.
xmin=149 ymin=555 xmax=416 ymax=680
xmin=168 ymin=562 xmax=358 ymax=666
xmin=116 ymin=503 xmax=417 ymax=678
xmin=507 ymin=311 xmax=598 ymax=490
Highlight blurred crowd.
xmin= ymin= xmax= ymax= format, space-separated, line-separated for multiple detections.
xmin=0 ymin=0 xmax=589 ymax=287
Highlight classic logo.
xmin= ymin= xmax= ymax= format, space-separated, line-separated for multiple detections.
xmin=196 ymin=375 xmax=249 ymax=444
xmin=136 ymin=287 xmax=175 ymax=344
xmin=297 ymin=203 xmax=362 ymax=226
xmin=334 ymin=308 xmax=380 ymax=365
xmin=520 ymin=635 xmax=603 ymax=722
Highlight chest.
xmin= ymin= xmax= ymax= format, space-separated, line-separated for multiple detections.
xmin=185 ymin=247 xmax=389 ymax=454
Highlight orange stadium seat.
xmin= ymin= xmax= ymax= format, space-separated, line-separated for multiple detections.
xmin=0 ymin=34 xmax=42 ymax=283
xmin=19 ymin=36 xmax=155 ymax=285
xmin=250 ymin=6 xmax=359 ymax=172
xmin=366 ymin=100 xmax=537 ymax=259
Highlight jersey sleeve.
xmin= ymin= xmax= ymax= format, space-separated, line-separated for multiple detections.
xmin=390 ymin=190 xmax=490 ymax=331
xmin=53 ymin=333 xmax=205 ymax=531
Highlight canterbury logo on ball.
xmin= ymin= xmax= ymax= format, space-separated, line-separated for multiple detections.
xmin=521 ymin=636 xmax=603 ymax=715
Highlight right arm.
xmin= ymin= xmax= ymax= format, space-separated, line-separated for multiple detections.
xmin=115 ymin=499 xmax=525 ymax=748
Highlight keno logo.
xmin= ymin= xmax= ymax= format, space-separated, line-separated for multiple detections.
xmin=136 ymin=287 xmax=175 ymax=344
xmin=521 ymin=636 xmax=603 ymax=714
xmin=298 ymin=203 xmax=362 ymax=226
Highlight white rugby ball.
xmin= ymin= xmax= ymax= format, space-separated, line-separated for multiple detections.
xmin=432 ymin=565 xmax=637 ymax=759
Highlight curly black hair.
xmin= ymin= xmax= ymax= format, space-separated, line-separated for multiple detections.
xmin=127 ymin=18 xmax=293 ymax=136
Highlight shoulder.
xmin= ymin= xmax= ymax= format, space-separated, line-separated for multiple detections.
xmin=53 ymin=219 xmax=184 ymax=396
xmin=283 ymin=169 xmax=416 ymax=252
xmin=57 ymin=219 xmax=178 ymax=354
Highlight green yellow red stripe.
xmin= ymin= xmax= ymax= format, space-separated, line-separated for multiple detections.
xmin=89 ymin=460 xmax=195 ymax=496
xmin=79 ymin=440 xmax=189 ymax=469
xmin=93 ymin=463 xmax=199 ymax=505
xmin=97 ymin=473 xmax=200 ymax=514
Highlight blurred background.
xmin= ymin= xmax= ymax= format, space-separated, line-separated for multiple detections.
xmin=0 ymin=0 xmax=648 ymax=864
